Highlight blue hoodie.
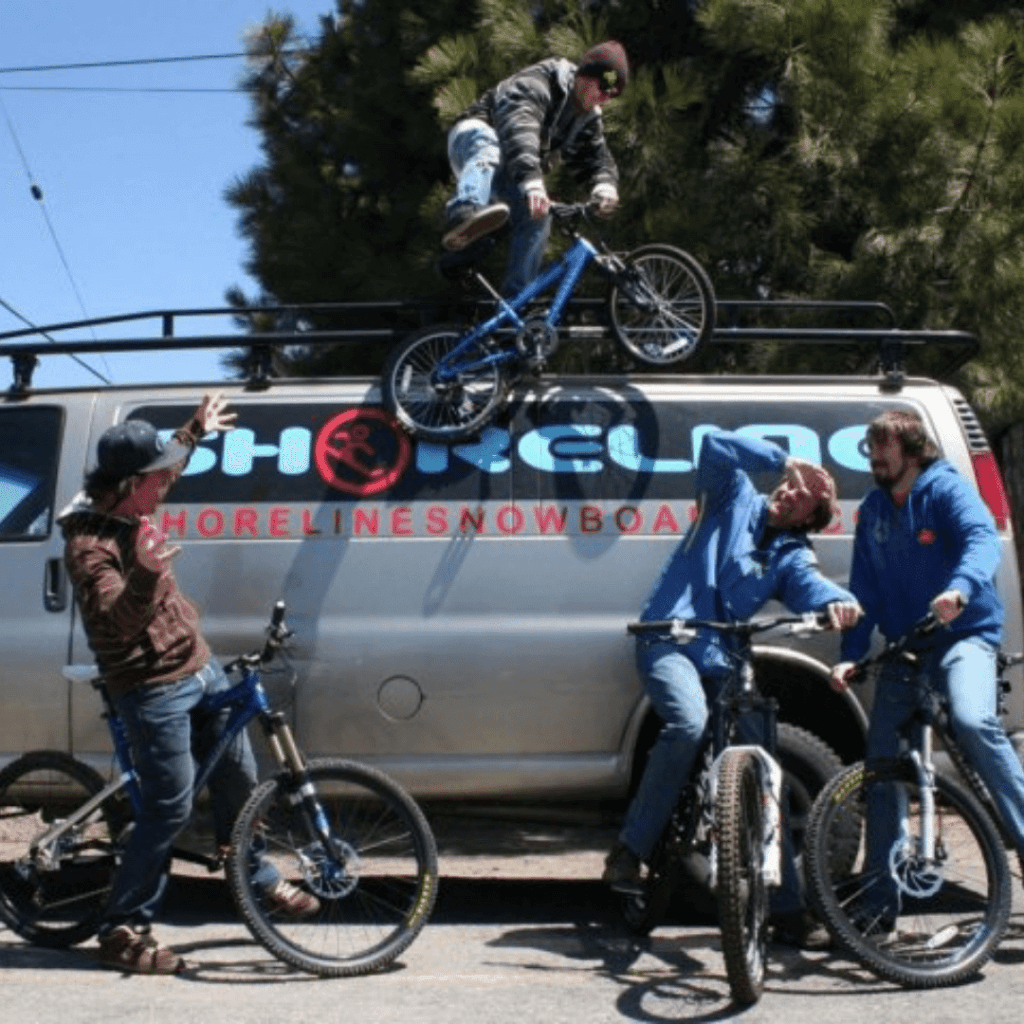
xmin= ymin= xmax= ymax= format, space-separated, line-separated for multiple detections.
xmin=641 ymin=430 xmax=855 ymax=675
xmin=840 ymin=458 xmax=1003 ymax=662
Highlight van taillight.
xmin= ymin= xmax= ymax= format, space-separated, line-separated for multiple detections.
xmin=971 ymin=451 xmax=1011 ymax=531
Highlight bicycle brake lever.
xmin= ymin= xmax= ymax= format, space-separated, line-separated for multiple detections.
xmin=670 ymin=621 xmax=697 ymax=643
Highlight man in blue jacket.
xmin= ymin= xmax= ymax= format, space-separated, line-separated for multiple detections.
xmin=831 ymin=409 xmax=1024 ymax=927
xmin=604 ymin=429 xmax=862 ymax=937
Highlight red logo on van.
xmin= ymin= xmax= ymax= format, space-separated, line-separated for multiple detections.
xmin=314 ymin=408 xmax=411 ymax=497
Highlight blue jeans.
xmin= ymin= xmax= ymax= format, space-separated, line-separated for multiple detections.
xmin=622 ymin=641 xmax=804 ymax=916
xmin=100 ymin=660 xmax=277 ymax=934
xmin=863 ymin=635 xmax=1024 ymax=905
xmin=446 ymin=118 xmax=551 ymax=295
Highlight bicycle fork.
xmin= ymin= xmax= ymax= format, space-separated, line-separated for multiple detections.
xmin=889 ymin=730 xmax=943 ymax=897
xmin=259 ymin=714 xmax=355 ymax=885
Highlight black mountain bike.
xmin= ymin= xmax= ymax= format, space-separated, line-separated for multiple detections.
xmin=382 ymin=202 xmax=715 ymax=443
xmin=803 ymin=614 xmax=1015 ymax=988
xmin=625 ymin=612 xmax=840 ymax=1006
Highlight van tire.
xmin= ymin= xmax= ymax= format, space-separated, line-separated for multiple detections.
xmin=775 ymin=723 xmax=844 ymax=853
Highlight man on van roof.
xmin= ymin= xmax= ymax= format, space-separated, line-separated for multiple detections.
xmin=603 ymin=428 xmax=862 ymax=945
xmin=59 ymin=393 xmax=319 ymax=975
xmin=441 ymin=40 xmax=627 ymax=294
xmin=831 ymin=409 xmax=1024 ymax=929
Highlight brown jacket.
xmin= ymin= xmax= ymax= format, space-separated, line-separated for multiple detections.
xmin=59 ymin=422 xmax=210 ymax=696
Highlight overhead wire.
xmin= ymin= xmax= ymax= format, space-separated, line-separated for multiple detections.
xmin=0 ymin=49 xmax=307 ymax=382
xmin=0 ymin=91 xmax=112 ymax=381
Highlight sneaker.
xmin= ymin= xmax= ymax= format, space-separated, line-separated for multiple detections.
xmin=771 ymin=910 xmax=832 ymax=951
xmin=602 ymin=841 xmax=643 ymax=894
xmin=264 ymin=879 xmax=321 ymax=919
xmin=98 ymin=924 xmax=186 ymax=975
xmin=442 ymin=202 xmax=510 ymax=251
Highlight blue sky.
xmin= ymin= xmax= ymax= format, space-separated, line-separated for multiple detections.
xmin=0 ymin=1 xmax=336 ymax=390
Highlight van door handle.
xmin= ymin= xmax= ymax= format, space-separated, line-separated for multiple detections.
xmin=44 ymin=558 xmax=68 ymax=612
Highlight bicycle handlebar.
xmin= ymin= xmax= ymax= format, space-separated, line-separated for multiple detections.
xmin=627 ymin=611 xmax=831 ymax=641
xmin=846 ymin=611 xmax=940 ymax=683
xmin=224 ymin=601 xmax=293 ymax=672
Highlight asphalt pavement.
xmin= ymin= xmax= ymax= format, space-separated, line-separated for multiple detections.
xmin=3 ymin=815 xmax=1024 ymax=1024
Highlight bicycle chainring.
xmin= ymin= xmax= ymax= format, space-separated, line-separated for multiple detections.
xmin=515 ymin=315 xmax=560 ymax=370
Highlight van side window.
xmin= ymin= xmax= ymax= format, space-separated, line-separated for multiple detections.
xmin=0 ymin=406 xmax=63 ymax=540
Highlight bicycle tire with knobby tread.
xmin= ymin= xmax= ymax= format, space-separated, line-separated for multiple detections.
xmin=608 ymin=244 xmax=715 ymax=367
xmin=227 ymin=758 xmax=438 ymax=977
xmin=0 ymin=750 xmax=129 ymax=948
xmin=381 ymin=323 xmax=508 ymax=443
xmin=804 ymin=759 xmax=1011 ymax=988
xmin=715 ymin=747 xmax=769 ymax=1006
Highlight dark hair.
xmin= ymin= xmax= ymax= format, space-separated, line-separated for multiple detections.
xmin=802 ymin=497 xmax=836 ymax=534
xmin=83 ymin=468 xmax=136 ymax=504
xmin=866 ymin=409 xmax=939 ymax=466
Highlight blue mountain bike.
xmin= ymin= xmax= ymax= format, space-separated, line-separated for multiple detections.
xmin=382 ymin=202 xmax=715 ymax=443
xmin=0 ymin=603 xmax=438 ymax=977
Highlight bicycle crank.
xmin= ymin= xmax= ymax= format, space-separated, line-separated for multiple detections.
xmin=515 ymin=316 xmax=559 ymax=371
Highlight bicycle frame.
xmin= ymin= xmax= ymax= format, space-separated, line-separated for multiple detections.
xmin=435 ymin=234 xmax=603 ymax=382
xmin=31 ymin=663 xmax=293 ymax=870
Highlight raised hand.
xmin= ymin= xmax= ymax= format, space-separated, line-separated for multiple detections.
xmin=134 ymin=516 xmax=181 ymax=574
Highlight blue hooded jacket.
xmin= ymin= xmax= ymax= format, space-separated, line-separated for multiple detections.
xmin=840 ymin=458 xmax=1003 ymax=662
xmin=640 ymin=430 xmax=855 ymax=675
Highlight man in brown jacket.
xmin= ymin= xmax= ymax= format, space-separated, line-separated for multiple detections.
xmin=60 ymin=393 xmax=316 ymax=974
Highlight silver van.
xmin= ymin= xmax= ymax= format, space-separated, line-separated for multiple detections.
xmin=1 ymin=310 xmax=1020 ymax=810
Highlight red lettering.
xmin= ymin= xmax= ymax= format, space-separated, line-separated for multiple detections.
xmin=302 ymin=509 xmax=320 ymax=536
xmin=497 ymin=505 xmax=525 ymax=535
xmin=234 ymin=508 xmax=258 ymax=537
xmin=653 ymin=504 xmax=681 ymax=533
xmin=354 ymin=508 xmax=380 ymax=536
xmin=426 ymin=506 xmax=449 ymax=535
xmin=615 ymin=506 xmax=643 ymax=534
xmin=460 ymin=506 xmax=485 ymax=533
xmin=160 ymin=510 xmax=187 ymax=536
xmin=269 ymin=507 xmax=290 ymax=537
xmin=534 ymin=506 xmax=568 ymax=534
xmin=197 ymin=508 xmax=224 ymax=538
xmin=391 ymin=507 xmax=413 ymax=536
xmin=580 ymin=506 xmax=603 ymax=533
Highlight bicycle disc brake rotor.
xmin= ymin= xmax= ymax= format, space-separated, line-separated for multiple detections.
xmin=889 ymin=835 xmax=943 ymax=898
xmin=298 ymin=839 xmax=360 ymax=899
xmin=515 ymin=315 xmax=559 ymax=369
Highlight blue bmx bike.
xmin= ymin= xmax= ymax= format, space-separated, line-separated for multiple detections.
xmin=382 ymin=202 xmax=715 ymax=443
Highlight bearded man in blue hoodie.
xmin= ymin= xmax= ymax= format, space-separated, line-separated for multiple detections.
xmin=830 ymin=409 xmax=1024 ymax=924
xmin=603 ymin=428 xmax=862 ymax=941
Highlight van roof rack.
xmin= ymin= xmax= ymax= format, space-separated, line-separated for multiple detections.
xmin=0 ymin=298 xmax=980 ymax=394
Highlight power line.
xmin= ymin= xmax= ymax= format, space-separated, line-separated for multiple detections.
xmin=0 ymin=50 xmax=303 ymax=76
xmin=0 ymin=294 xmax=111 ymax=384
xmin=0 ymin=91 xmax=111 ymax=382
xmin=0 ymin=85 xmax=244 ymax=94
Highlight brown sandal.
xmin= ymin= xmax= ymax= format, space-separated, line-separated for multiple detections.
xmin=98 ymin=925 xmax=186 ymax=975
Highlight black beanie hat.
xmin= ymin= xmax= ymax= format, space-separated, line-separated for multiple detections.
xmin=577 ymin=40 xmax=629 ymax=97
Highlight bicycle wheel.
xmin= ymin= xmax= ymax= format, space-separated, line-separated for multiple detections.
xmin=0 ymin=751 xmax=129 ymax=948
xmin=381 ymin=323 xmax=508 ymax=443
xmin=607 ymin=244 xmax=715 ymax=366
xmin=227 ymin=758 xmax=439 ymax=977
xmin=716 ymin=748 xmax=769 ymax=1006
xmin=804 ymin=759 xmax=1011 ymax=988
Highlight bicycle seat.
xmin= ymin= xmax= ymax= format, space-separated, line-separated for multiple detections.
xmin=436 ymin=234 xmax=498 ymax=282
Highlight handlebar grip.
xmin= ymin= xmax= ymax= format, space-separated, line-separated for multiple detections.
xmin=270 ymin=601 xmax=286 ymax=629
xmin=627 ymin=621 xmax=674 ymax=634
